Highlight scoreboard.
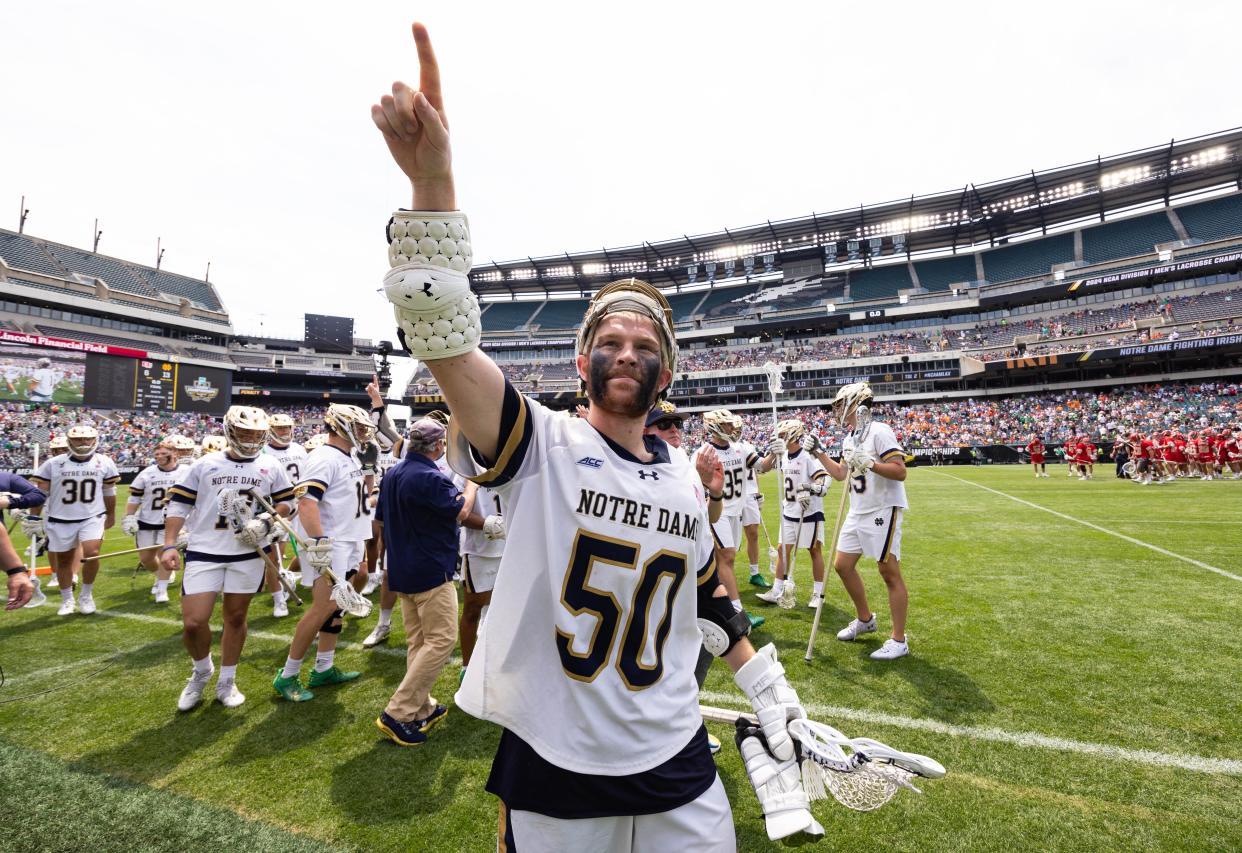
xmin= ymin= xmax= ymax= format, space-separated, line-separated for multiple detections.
xmin=84 ymin=355 xmax=231 ymax=414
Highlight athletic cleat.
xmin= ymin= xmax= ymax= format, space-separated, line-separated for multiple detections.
xmin=755 ymin=588 xmax=782 ymax=605
xmin=746 ymin=612 xmax=765 ymax=631
xmin=458 ymin=667 xmax=467 ymax=686
xmin=707 ymin=733 xmax=721 ymax=755
xmin=154 ymin=588 xmax=170 ymax=604
xmin=414 ymin=704 xmax=448 ymax=733
xmin=272 ymin=671 xmax=314 ymax=702
xmin=748 ymin=573 xmax=772 ymax=589
xmin=25 ymin=577 xmax=46 ymax=608
xmin=778 ymin=584 xmax=797 ymax=610
xmin=150 ymin=582 xmax=160 ymax=596
xmin=870 ymin=638 xmax=909 ymax=660
xmin=78 ymin=593 xmax=96 ymax=615
xmin=178 ymin=674 xmax=211 ymax=711
xmin=57 ymin=598 xmax=75 ymax=616
xmin=362 ymin=623 xmax=391 ymax=648
xmin=376 ymin=711 xmax=427 ymax=746
xmin=272 ymin=597 xmax=289 ymax=618
xmin=837 ymin=615 xmax=877 ymax=641
xmin=307 ymin=666 xmax=360 ymax=688
xmin=47 ymin=575 xmax=60 ymax=589
xmin=362 ymin=571 xmax=383 ymax=596
xmin=215 ymin=679 xmax=246 ymax=707
xmin=807 ymin=594 xmax=824 ymax=610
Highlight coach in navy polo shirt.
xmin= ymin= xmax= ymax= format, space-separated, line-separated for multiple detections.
xmin=374 ymin=417 xmax=484 ymax=746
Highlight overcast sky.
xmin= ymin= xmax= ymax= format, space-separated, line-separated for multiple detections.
xmin=3 ymin=0 xmax=1238 ymax=345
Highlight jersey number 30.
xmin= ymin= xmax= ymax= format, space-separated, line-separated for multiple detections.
xmin=557 ymin=530 xmax=687 ymax=690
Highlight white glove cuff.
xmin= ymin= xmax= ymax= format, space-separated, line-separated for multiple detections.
xmin=383 ymin=264 xmax=482 ymax=360
xmin=386 ymin=210 xmax=473 ymax=272
xmin=734 ymin=643 xmax=786 ymax=699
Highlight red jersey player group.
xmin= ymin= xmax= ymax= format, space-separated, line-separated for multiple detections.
xmin=1025 ymin=435 xmax=1098 ymax=479
xmin=1120 ymin=427 xmax=1242 ymax=485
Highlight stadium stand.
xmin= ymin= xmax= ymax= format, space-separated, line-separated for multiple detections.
xmin=913 ymin=255 xmax=977 ymax=292
xmin=1170 ymin=287 xmax=1242 ymax=323
xmin=699 ymin=284 xmax=759 ymax=318
xmin=141 ymin=268 xmax=223 ymax=311
xmin=667 ymin=289 xmax=707 ymax=322
xmin=981 ymin=233 xmax=1075 ymax=283
xmin=848 ymin=262 xmax=913 ymax=301
xmin=1175 ymin=193 xmax=1242 ymax=243
xmin=0 ymin=232 xmax=66 ymax=278
xmin=34 ymin=324 xmax=175 ymax=351
xmin=480 ymin=300 xmax=539 ymax=331
xmin=532 ymin=298 xmax=590 ymax=330
xmin=1080 ymin=211 xmax=1178 ymax=265
xmin=38 ymin=243 xmax=161 ymax=298
xmin=229 ymin=353 xmax=273 ymax=366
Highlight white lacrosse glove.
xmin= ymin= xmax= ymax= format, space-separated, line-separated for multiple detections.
xmin=235 ymin=513 xmax=275 ymax=549
xmin=305 ymin=537 xmax=334 ymax=573
xmin=794 ymin=485 xmax=812 ymax=512
xmin=754 ymin=492 xmax=764 ymax=506
xmin=0 ymin=493 xmax=11 ymax=510
xmin=845 ymin=448 xmax=875 ymax=472
xmin=120 ymin=515 xmax=140 ymax=537
xmin=736 ymin=719 xmax=825 ymax=841
xmin=482 ymin=515 xmax=506 ymax=541
xmin=767 ymin=437 xmax=785 ymax=457
xmin=20 ymin=515 xmax=45 ymax=540
xmin=175 ymin=528 xmax=189 ymax=549
xmin=735 ymin=643 xmax=806 ymax=762
xmin=800 ymin=432 xmax=822 ymax=454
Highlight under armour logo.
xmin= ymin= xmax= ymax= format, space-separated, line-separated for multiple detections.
xmin=638 ymin=470 xmax=659 ymax=480
xmin=421 ymin=281 xmax=434 ymax=297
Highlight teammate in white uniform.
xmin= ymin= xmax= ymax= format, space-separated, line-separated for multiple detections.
xmin=755 ymin=419 xmax=829 ymax=610
xmin=273 ymin=404 xmax=376 ymax=702
xmin=362 ymin=377 xmax=404 ymax=599
xmin=734 ymin=420 xmax=772 ymax=590
xmin=27 ymin=357 xmax=61 ymax=402
xmin=456 ymin=478 xmax=505 ymax=681
xmin=162 ymin=406 xmax=296 ymax=710
xmin=123 ymin=438 xmax=182 ymax=603
xmin=27 ymin=425 xmax=119 ymax=615
xmin=261 ymin=413 xmax=307 ymax=618
xmin=804 ymin=383 xmax=911 ymax=660
xmin=691 ymin=410 xmax=764 ymax=630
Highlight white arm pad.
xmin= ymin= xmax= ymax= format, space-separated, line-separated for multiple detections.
xmin=383 ymin=264 xmax=482 ymax=360
xmin=386 ymin=211 xmax=473 ymax=272
xmin=734 ymin=643 xmax=806 ymax=762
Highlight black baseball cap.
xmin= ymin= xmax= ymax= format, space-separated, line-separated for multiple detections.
xmin=646 ymin=401 xmax=685 ymax=427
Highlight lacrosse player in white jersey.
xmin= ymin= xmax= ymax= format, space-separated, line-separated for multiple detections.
xmin=456 ymin=479 xmax=505 ymax=683
xmin=27 ymin=357 xmax=60 ymax=402
xmin=273 ymin=404 xmax=377 ymax=702
xmin=754 ymin=419 xmax=829 ymax=610
xmin=692 ymin=410 xmax=764 ymax=631
xmin=261 ymin=412 xmax=307 ymax=617
xmin=123 ymin=438 xmax=183 ymax=603
xmin=804 ymin=383 xmax=910 ymax=660
xmin=732 ymin=419 xmax=772 ymax=590
xmin=362 ymin=376 xmax=402 ymax=598
xmin=161 ymin=406 xmax=297 ymax=710
xmin=27 ymin=424 xmax=119 ymax=615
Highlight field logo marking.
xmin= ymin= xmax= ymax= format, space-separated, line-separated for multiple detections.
xmin=930 ymin=471 xmax=1242 ymax=584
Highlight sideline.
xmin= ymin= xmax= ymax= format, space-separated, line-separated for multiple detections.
xmin=928 ymin=471 xmax=1242 ymax=583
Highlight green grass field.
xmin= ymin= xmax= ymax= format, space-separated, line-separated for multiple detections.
xmin=2 ymin=466 xmax=1240 ymax=852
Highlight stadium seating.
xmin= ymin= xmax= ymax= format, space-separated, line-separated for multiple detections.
xmin=229 ymin=353 xmax=273 ymax=366
xmin=667 ymin=289 xmax=707 ymax=322
xmin=1175 ymin=194 xmax=1242 ymax=244
xmin=981 ymin=233 xmax=1074 ymax=283
xmin=848 ymin=263 xmax=913 ymax=301
xmin=141 ymin=268 xmax=224 ymax=311
xmin=698 ymin=284 xmax=759 ymax=318
xmin=1081 ymin=212 xmax=1178 ymax=265
xmin=37 ymin=244 xmax=161 ymax=299
xmin=913 ymin=255 xmax=977 ymax=292
xmin=0 ymin=232 xmax=66 ymax=278
xmin=532 ymin=298 xmax=590 ymax=330
xmin=480 ymin=300 xmax=539 ymax=331
xmin=35 ymin=324 xmax=172 ymax=351
xmin=1169 ymin=288 xmax=1242 ymax=323
xmin=183 ymin=347 xmax=229 ymax=361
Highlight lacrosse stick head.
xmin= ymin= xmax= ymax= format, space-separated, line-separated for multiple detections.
xmin=331 ymin=581 xmax=373 ymax=618
xmin=790 ymin=718 xmax=938 ymax=812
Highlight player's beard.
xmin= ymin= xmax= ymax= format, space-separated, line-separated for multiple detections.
xmin=587 ymin=351 xmax=663 ymax=419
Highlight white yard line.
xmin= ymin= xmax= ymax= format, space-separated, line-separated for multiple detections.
xmin=929 ymin=471 xmax=1242 ymax=583
xmin=697 ymin=693 xmax=1242 ymax=776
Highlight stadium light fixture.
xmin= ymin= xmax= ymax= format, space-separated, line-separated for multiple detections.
xmin=1100 ymin=165 xmax=1151 ymax=190
xmin=581 ymin=262 xmax=605 ymax=276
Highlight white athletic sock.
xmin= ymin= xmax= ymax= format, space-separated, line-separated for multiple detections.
xmin=192 ymin=655 xmax=214 ymax=678
xmin=813 ymin=581 xmax=824 ymax=596
xmin=749 ymin=563 xmax=760 ymax=574
xmin=377 ymin=608 xmax=393 ymax=628
xmin=156 ymin=579 xmax=169 ymax=594
xmin=61 ymin=588 xmax=73 ymax=603
xmin=772 ymin=578 xmax=785 ymax=595
xmin=79 ymin=582 xmax=93 ymax=598
xmin=272 ymin=589 xmax=286 ymax=605
xmin=730 ymin=599 xmax=743 ymax=613
xmin=281 ymin=656 xmax=303 ymax=679
xmin=314 ymin=650 xmax=335 ymax=673
xmin=218 ymin=664 xmax=237 ymax=683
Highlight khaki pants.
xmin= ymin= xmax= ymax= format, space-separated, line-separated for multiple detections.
xmin=384 ymin=581 xmax=459 ymax=722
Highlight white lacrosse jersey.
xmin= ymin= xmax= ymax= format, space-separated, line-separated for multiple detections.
xmin=738 ymin=439 xmax=760 ymax=499
xmin=167 ymin=452 xmax=297 ymax=557
xmin=460 ymin=482 xmax=504 ymax=558
xmin=32 ymin=367 xmax=60 ymax=396
xmin=777 ymin=448 xmax=829 ymax=521
xmin=263 ymin=441 xmax=308 ymax=487
xmin=690 ymin=440 xmax=756 ymax=519
xmin=842 ymin=422 xmax=908 ymax=516
xmin=449 ymin=383 xmax=716 ymax=775
xmin=32 ymin=453 xmax=121 ymax=522
xmin=129 ymin=463 xmax=182 ymax=525
xmin=299 ymin=445 xmax=371 ymax=542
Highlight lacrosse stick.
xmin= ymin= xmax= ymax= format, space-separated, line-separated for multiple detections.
xmin=700 ymin=706 xmax=945 ymax=813
xmin=5 ymin=500 xmax=23 ymax=534
xmin=255 ymin=544 xmax=303 ymax=607
xmin=805 ymin=477 xmax=850 ymax=661
xmin=241 ymin=489 xmax=372 ymax=618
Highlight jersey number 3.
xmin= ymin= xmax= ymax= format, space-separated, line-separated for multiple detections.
xmin=557 ymin=530 xmax=687 ymax=690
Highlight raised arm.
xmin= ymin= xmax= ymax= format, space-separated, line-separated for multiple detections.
xmin=372 ymin=23 xmax=505 ymax=462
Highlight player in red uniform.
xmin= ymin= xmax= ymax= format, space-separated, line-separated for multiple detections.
xmin=1223 ymin=427 xmax=1241 ymax=479
xmin=1026 ymin=434 xmax=1048 ymax=478
xmin=1073 ymin=437 xmax=1092 ymax=480
xmin=1198 ymin=430 xmax=1219 ymax=480
xmin=1134 ymin=432 xmax=1155 ymax=486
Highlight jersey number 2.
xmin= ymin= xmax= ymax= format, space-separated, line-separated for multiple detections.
xmin=557 ymin=530 xmax=687 ymax=690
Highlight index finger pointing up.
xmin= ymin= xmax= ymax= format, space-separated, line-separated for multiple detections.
xmin=411 ymin=22 xmax=444 ymax=111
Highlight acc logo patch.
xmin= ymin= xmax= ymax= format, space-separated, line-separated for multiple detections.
xmin=576 ymin=457 xmax=603 ymax=469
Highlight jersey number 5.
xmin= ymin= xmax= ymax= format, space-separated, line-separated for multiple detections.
xmin=557 ymin=530 xmax=687 ymax=690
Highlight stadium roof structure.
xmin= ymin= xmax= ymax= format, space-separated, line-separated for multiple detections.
xmin=469 ymin=127 xmax=1242 ymax=298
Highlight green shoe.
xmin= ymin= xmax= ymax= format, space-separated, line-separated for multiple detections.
xmin=749 ymin=573 xmax=772 ymax=589
xmin=307 ymin=665 xmax=360 ymax=688
xmin=457 ymin=667 xmax=467 ymax=686
xmin=272 ymin=670 xmax=314 ymax=702
xmin=747 ymin=612 xmax=766 ymax=631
